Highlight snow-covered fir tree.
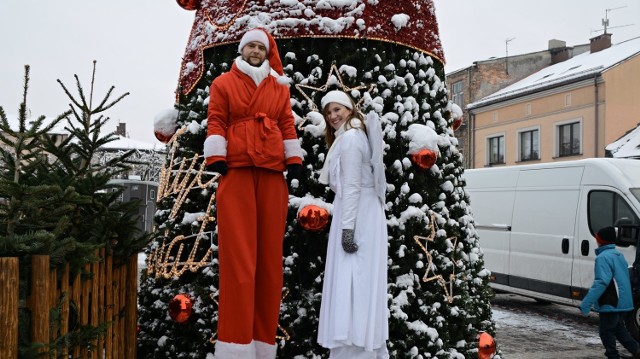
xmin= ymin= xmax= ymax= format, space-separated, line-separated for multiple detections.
xmin=137 ymin=0 xmax=498 ymax=358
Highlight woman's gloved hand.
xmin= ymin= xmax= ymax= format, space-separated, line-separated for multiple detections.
xmin=341 ymin=229 xmax=358 ymax=253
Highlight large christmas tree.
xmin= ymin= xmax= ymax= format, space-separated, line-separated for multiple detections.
xmin=138 ymin=1 xmax=498 ymax=358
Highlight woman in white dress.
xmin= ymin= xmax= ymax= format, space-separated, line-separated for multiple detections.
xmin=317 ymin=90 xmax=389 ymax=359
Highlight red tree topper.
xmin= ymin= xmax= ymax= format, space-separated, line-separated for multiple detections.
xmin=176 ymin=0 xmax=199 ymax=10
xmin=176 ymin=0 xmax=444 ymax=96
xmin=297 ymin=205 xmax=329 ymax=231
xmin=168 ymin=294 xmax=193 ymax=324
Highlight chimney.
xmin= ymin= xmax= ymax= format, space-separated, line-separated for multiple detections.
xmin=548 ymin=39 xmax=570 ymax=64
xmin=548 ymin=39 xmax=566 ymax=49
xmin=590 ymin=33 xmax=612 ymax=53
xmin=116 ymin=123 xmax=127 ymax=137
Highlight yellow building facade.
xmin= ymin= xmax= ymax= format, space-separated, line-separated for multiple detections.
xmin=468 ymin=35 xmax=640 ymax=168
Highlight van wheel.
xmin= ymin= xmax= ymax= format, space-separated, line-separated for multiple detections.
xmin=625 ymin=304 xmax=640 ymax=341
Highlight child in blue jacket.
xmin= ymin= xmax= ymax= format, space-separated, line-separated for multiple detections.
xmin=581 ymin=226 xmax=640 ymax=359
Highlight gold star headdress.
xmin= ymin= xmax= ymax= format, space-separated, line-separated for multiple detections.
xmin=295 ymin=63 xmax=376 ymax=117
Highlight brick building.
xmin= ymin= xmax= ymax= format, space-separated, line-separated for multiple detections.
xmin=445 ymin=40 xmax=589 ymax=168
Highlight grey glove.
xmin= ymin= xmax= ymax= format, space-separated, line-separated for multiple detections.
xmin=341 ymin=229 xmax=358 ymax=253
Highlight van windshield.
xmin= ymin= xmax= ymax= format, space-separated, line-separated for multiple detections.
xmin=632 ymin=188 xmax=640 ymax=203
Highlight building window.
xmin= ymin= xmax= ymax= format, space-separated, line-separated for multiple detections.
xmin=451 ymin=81 xmax=463 ymax=108
xmin=558 ymin=121 xmax=580 ymax=157
xmin=488 ymin=135 xmax=505 ymax=165
xmin=519 ymin=129 xmax=539 ymax=161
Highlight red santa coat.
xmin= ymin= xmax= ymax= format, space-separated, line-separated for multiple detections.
xmin=203 ymin=55 xmax=303 ymax=351
xmin=204 ymin=62 xmax=302 ymax=170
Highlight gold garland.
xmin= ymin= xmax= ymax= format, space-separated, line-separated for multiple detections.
xmin=414 ymin=212 xmax=460 ymax=303
xmin=203 ymin=1 xmax=249 ymax=32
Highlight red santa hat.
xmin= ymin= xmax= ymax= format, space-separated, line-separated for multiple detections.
xmin=237 ymin=28 xmax=286 ymax=82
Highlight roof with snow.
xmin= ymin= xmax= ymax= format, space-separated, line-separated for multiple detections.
xmin=5 ymin=115 xmax=163 ymax=152
xmin=177 ymin=0 xmax=444 ymax=95
xmin=468 ymin=36 xmax=640 ymax=109
xmin=100 ymin=135 xmax=166 ymax=152
xmin=606 ymin=124 xmax=640 ymax=159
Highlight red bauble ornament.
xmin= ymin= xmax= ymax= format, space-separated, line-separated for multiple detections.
xmin=154 ymin=130 xmax=173 ymax=144
xmin=176 ymin=0 xmax=200 ymax=10
xmin=168 ymin=294 xmax=193 ymax=324
xmin=452 ymin=117 xmax=463 ymax=131
xmin=478 ymin=332 xmax=496 ymax=359
xmin=411 ymin=149 xmax=438 ymax=170
xmin=298 ymin=205 xmax=329 ymax=231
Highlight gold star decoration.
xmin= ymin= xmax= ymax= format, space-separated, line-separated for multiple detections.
xmin=294 ymin=63 xmax=376 ymax=129
xmin=413 ymin=212 xmax=460 ymax=303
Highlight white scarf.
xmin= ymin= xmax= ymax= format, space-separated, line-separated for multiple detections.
xmin=235 ymin=57 xmax=270 ymax=86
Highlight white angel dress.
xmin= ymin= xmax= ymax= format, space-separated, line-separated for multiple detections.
xmin=318 ymin=113 xmax=389 ymax=359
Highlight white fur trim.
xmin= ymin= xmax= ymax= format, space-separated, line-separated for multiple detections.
xmin=270 ymin=69 xmax=292 ymax=86
xmin=214 ymin=340 xmax=256 ymax=359
xmin=255 ymin=341 xmax=277 ymax=359
xmin=203 ymin=135 xmax=227 ymax=158
xmin=238 ymin=29 xmax=269 ymax=53
xmin=284 ymin=139 xmax=303 ymax=160
xmin=321 ymin=90 xmax=353 ymax=111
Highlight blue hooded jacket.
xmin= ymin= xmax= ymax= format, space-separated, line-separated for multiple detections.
xmin=580 ymin=244 xmax=634 ymax=314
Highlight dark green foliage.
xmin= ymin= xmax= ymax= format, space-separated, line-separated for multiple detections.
xmin=0 ymin=64 xmax=150 ymax=357
xmin=138 ymin=38 xmax=497 ymax=358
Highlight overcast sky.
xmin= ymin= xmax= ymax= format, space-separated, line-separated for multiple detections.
xmin=1 ymin=0 xmax=638 ymax=144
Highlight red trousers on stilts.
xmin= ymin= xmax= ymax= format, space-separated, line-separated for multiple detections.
xmin=216 ymin=167 xmax=288 ymax=345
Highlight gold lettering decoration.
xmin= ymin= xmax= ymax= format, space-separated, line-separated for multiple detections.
xmin=146 ymin=126 xmax=219 ymax=279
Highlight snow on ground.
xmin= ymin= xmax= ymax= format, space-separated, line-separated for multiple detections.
xmin=493 ymin=307 xmax=601 ymax=346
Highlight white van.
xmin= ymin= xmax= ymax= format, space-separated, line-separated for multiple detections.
xmin=465 ymin=158 xmax=640 ymax=310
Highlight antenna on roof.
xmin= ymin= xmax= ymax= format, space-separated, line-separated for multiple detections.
xmin=594 ymin=6 xmax=634 ymax=35
xmin=505 ymin=37 xmax=515 ymax=75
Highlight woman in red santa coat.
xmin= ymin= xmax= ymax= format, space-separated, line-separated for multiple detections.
xmin=203 ymin=28 xmax=303 ymax=359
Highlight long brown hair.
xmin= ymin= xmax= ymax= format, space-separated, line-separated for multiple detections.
xmin=322 ymin=96 xmax=366 ymax=147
